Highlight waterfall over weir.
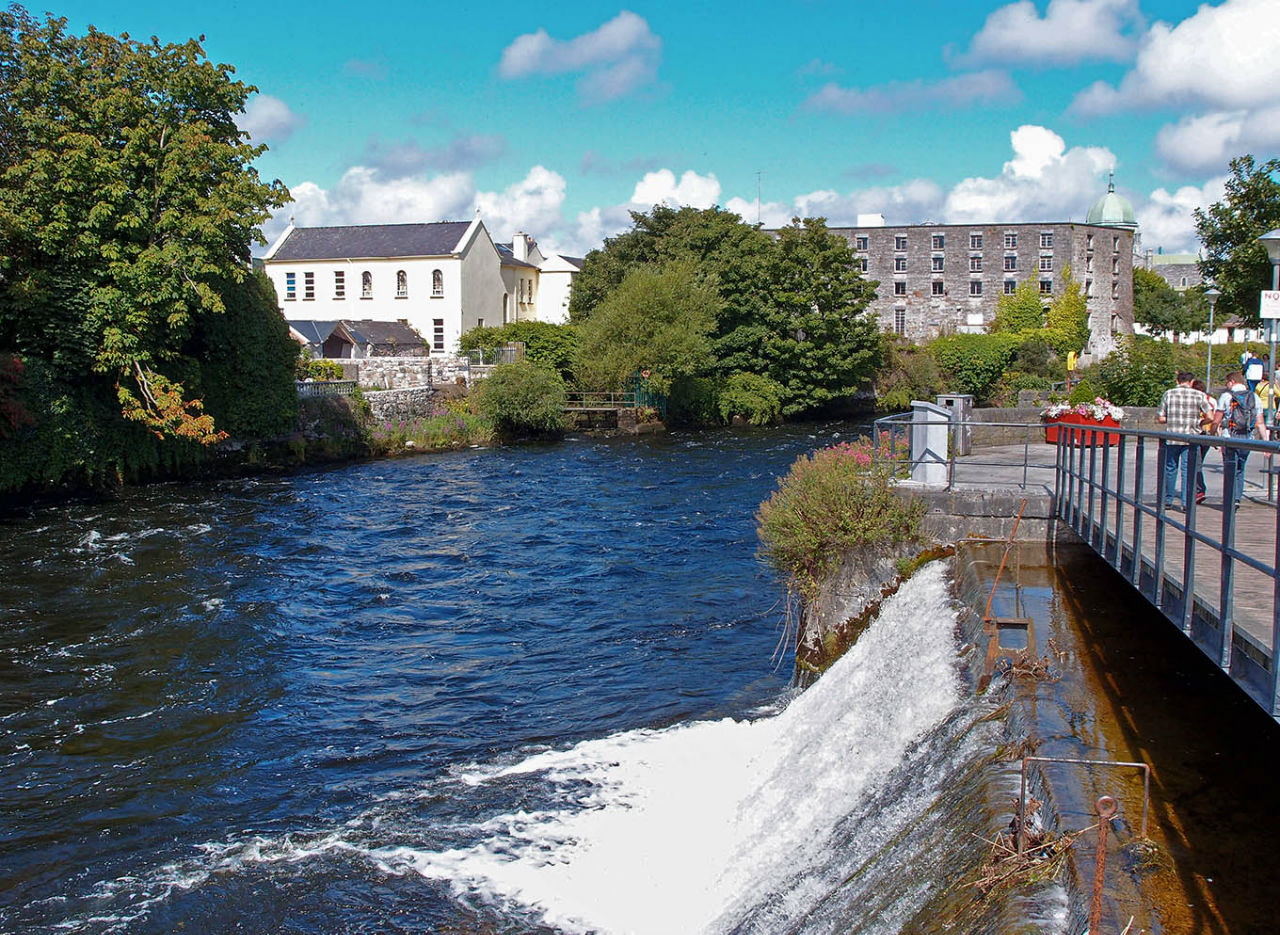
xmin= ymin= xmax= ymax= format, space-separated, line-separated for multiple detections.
xmin=355 ymin=563 xmax=1020 ymax=934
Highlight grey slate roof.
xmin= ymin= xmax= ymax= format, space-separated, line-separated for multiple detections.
xmin=561 ymin=255 xmax=585 ymax=269
xmin=271 ymin=222 xmax=471 ymax=261
xmin=342 ymin=320 xmax=425 ymax=347
xmin=495 ymin=243 xmax=538 ymax=269
xmin=288 ymin=320 xmax=342 ymax=344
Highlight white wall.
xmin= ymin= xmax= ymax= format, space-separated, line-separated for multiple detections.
xmin=536 ymin=267 xmax=574 ymax=324
xmin=458 ymin=229 xmax=507 ymax=341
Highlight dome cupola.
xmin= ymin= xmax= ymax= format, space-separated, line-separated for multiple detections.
xmin=1086 ymin=174 xmax=1138 ymax=230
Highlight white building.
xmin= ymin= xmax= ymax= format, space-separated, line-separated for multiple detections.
xmin=262 ymin=220 xmax=580 ymax=354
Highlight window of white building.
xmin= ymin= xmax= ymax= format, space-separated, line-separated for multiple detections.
xmin=396 ymin=270 xmax=408 ymax=298
xmin=334 ymin=271 xmax=345 ymax=300
xmin=432 ymin=269 xmax=443 ymax=297
xmin=361 ymin=271 xmax=372 ymax=299
xmin=284 ymin=272 xmax=296 ymax=300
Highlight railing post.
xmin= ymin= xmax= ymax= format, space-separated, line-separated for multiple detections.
xmin=1132 ymin=436 xmax=1146 ymax=589
xmin=1114 ymin=437 xmax=1127 ymax=570
xmin=1088 ymin=434 xmax=1100 ymax=548
xmin=1075 ymin=428 xmax=1087 ymax=533
xmin=1099 ymin=435 xmax=1112 ymax=557
xmin=1182 ymin=443 xmax=1201 ymax=634
xmin=1154 ymin=438 xmax=1168 ymax=610
xmin=1219 ymin=449 xmax=1239 ymax=671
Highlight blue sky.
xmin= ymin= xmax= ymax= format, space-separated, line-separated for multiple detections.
xmin=48 ymin=0 xmax=1280 ymax=255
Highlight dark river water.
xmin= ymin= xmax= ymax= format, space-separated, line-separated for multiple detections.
xmin=4 ymin=425 xmax=1280 ymax=935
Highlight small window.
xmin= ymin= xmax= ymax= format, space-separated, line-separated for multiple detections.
xmin=970 ymin=233 xmax=983 ymax=250
xmin=969 ymin=280 xmax=983 ymax=296
xmin=432 ymin=269 xmax=443 ymax=297
xmin=970 ymin=256 xmax=983 ymax=272
xmin=1004 ymin=255 xmax=1017 ymax=271
xmin=477 ymin=318 xmax=485 ymax=329
xmin=1040 ymin=232 xmax=1053 ymax=248
xmin=894 ymin=281 xmax=907 ymax=295
xmin=396 ymin=270 xmax=408 ymax=298
xmin=333 ymin=271 xmax=345 ymax=300
xmin=1180 ymin=276 xmax=1188 ymax=288
xmin=1113 ymin=235 xmax=1120 ymax=252
xmin=931 ymin=234 xmax=945 ymax=250
xmin=895 ymin=235 xmax=908 ymax=251
xmin=931 ymin=256 xmax=944 ymax=272
xmin=1112 ymin=280 xmax=1120 ymax=299
xmin=855 ymin=235 xmax=868 ymax=250
xmin=1039 ymin=255 xmax=1053 ymax=272
xmin=284 ymin=272 xmax=296 ymax=301
xmin=1040 ymin=279 xmax=1053 ymax=295
xmin=932 ymin=280 xmax=945 ymax=296
xmin=1112 ymin=257 xmax=1119 ymax=274
xmin=432 ymin=318 xmax=445 ymax=352
xmin=1086 ymin=279 xmax=1093 ymax=296
xmin=1004 ymin=280 xmax=1017 ymax=294
xmin=894 ymin=257 xmax=907 ymax=272
xmin=894 ymin=308 xmax=906 ymax=335
xmin=303 ymin=272 xmax=314 ymax=300
xmin=1004 ymin=233 xmax=1017 ymax=249
xmin=1087 ymin=234 xmax=1095 ymax=250
xmin=361 ymin=271 xmax=372 ymax=298
xmin=1086 ymin=255 xmax=1094 ymax=273
xmin=858 ymin=257 xmax=868 ymax=272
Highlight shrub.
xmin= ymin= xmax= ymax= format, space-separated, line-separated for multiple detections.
xmin=459 ymin=320 xmax=579 ymax=381
xmin=368 ymin=399 xmax=493 ymax=454
xmin=928 ymin=333 xmax=1020 ymax=403
xmin=469 ymin=360 xmax=567 ymax=438
xmin=1067 ymin=379 xmax=1100 ymax=405
xmin=666 ymin=376 xmax=722 ymax=426
xmin=297 ymin=357 xmax=343 ymax=381
xmin=718 ymin=372 xmax=786 ymax=425
xmin=1087 ymin=337 xmax=1176 ymax=407
xmin=876 ymin=340 xmax=943 ymax=412
xmin=757 ymin=436 xmax=922 ymax=601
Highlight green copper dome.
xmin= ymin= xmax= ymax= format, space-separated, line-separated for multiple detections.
xmin=1086 ymin=177 xmax=1138 ymax=229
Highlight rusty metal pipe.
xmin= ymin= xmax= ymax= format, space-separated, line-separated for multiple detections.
xmin=1090 ymin=795 xmax=1119 ymax=933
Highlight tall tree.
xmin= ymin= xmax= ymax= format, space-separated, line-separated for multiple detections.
xmin=0 ymin=7 xmax=289 ymax=442
xmin=1132 ymin=267 xmax=1208 ymax=339
xmin=1194 ymin=155 xmax=1280 ymax=325
xmin=990 ymin=281 xmax=1045 ymax=334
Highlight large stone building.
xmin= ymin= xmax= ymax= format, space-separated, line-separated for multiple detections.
xmin=827 ymin=183 xmax=1138 ymax=359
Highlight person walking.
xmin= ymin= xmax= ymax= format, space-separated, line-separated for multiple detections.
xmin=1191 ymin=378 xmax=1215 ymax=504
xmin=1243 ymin=350 xmax=1266 ymax=393
xmin=1156 ymin=371 xmax=1212 ymax=511
xmin=1212 ymin=370 xmax=1269 ymax=508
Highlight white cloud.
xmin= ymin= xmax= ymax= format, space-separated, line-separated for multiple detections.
xmin=962 ymin=0 xmax=1143 ymax=66
xmin=498 ymin=11 xmax=662 ymax=103
xmin=1136 ymin=176 xmax=1228 ymax=253
xmin=803 ymin=70 xmax=1020 ymax=114
xmin=944 ymin=125 xmax=1114 ymax=222
xmin=1071 ymin=0 xmax=1280 ymax=115
xmin=630 ymin=169 xmax=721 ymax=208
xmin=474 ymin=166 xmax=568 ymax=242
xmin=238 ymin=94 xmax=305 ymax=144
xmin=1154 ymin=106 xmax=1280 ymax=174
xmin=724 ymin=196 xmax=795 ymax=229
xmin=362 ymin=134 xmax=507 ymax=176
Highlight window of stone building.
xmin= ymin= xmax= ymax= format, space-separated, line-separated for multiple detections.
xmin=1112 ymin=257 xmax=1119 ymax=274
xmin=894 ymin=281 xmax=907 ymax=295
xmin=1112 ymin=280 xmax=1120 ymax=299
xmin=932 ymin=256 xmax=944 ymax=272
xmin=895 ymin=235 xmax=908 ymax=250
xmin=932 ymin=280 xmax=945 ymax=296
xmin=433 ymin=318 xmax=445 ymax=351
xmin=856 ymin=235 xmax=868 ymax=250
xmin=970 ymin=233 xmax=983 ymax=250
xmin=1087 ymin=233 xmax=1095 ymax=250
xmin=932 ymin=234 xmax=945 ymax=250
xmin=432 ymin=269 xmax=443 ymax=297
xmin=1040 ymin=279 xmax=1053 ymax=295
xmin=1086 ymin=255 xmax=1094 ymax=273
xmin=969 ymin=281 xmax=982 ymax=296
xmin=284 ymin=272 xmax=296 ymax=300
xmin=1086 ymin=279 xmax=1093 ymax=296
xmin=1040 ymin=232 xmax=1053 ymax=248
xmin=894 ymin=308 xmax=906 ymax=334
xmin=894 ymin=257 xmax=907 ymax=272
xmin=396 ymin=270 xmax=408 ymax=298
xmin=970 ymin=256 xmax=983 ymax=272
xmin=1181 ymin=276 xmax=1188 ymax=288
xmin=1004 ymin=255 xmax=1017 ymax=271
xmin=1039 ymin=255 xmax=1053 ymax=272
xmin=333 ymin=271 xmax=345 ymax=299
xmin=303 ymin=272 xmax=314 ymax=300
xmin=1004 ymin=279 xmax=1017 ymax=294
xmin=1113 ymin=235 xmax=1120 ymax=252
xmin=362 ymin=271 xmax=372 ymax=298
xmin=1004 ymin=233 xmax=1017 ymax=249
xmin=859 ymin=257 xmax=868 ymax=272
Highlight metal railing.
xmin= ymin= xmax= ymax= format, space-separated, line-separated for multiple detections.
xmin=563 ymin=391 xmax=638 ymax=410
xmin=873 ymin=412 xmax=1056 ymax=489
xmin=296 ymin=380 xmax=358 ymax=398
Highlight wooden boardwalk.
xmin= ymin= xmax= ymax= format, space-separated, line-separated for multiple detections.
xmin=951 ymin=438 xmax=1280 ymax=717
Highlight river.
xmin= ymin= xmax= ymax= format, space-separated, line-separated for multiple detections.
xmin=3 ymin=425 xmax=1279 ymax=934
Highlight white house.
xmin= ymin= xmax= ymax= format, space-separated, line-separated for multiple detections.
xmin=263 ymin=220 xmax=583 ymax=355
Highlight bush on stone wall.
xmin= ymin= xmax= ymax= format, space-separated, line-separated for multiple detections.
xmin=469 ymin=360 xmax=568 ymax=438
xmin=927 ymin=333 xmax=1020 ymax=404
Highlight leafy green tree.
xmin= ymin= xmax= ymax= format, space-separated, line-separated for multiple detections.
xmin=928 ymin=333 xmax=1020 ymax=402
xmin=1194 ymin=155 xmax=1280 ymax=325
xmin=1132 ymin=267 xmax=1209 ymax=338
xmin=1044 ymin=270 xmax=1090 ymax=357
xmin=765 ymin=217 xmax=881 ymax=414
xmin=458 ymin=320 xmax=579 ymax=380
xmin=575 ymin=260 xmax=718 ymax=393
xmin=469 ymin=359 xmax=567 ymax=438
xmin=1089 ymin=336 xmax=1177 ymax=406
xmin=991 ymin=281 xmax=1045 ymax=333
xmin=0 ymin=8 xmax=288 ymax=443
xmin=718 ymin=372 xmax=786 ymax=425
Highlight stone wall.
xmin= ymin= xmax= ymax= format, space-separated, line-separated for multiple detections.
xmin=333 ymin=355 xmax=476 ymax=389
xmin=364 ymin=387 xmax=441 ymax=424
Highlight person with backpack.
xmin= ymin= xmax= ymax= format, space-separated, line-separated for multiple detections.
xmin=1212 ymin=370 xmax=1269 ymax=508
xmin=1243 ymin=350 xmax=1266 ymax=393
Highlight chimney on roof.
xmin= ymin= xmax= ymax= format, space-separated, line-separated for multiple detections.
xmin=513 ymin=232 xmax=529 ymax=262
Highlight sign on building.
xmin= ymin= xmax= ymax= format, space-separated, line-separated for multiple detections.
xmin=1260 ymin=290 xmax=1280 ymax=319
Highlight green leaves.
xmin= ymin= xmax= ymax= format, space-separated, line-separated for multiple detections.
xmin=1194 ymin=155 xmax=1280 ymax=325
xmin=1132 ymin=266 xmax=1209 ymax=338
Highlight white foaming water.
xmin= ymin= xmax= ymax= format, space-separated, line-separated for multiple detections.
xmin=375 ymin=563 xmax=961 ymax=934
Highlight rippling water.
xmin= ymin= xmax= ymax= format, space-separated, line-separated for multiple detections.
xmin=1 ymin=426 xmax=880 ymax=934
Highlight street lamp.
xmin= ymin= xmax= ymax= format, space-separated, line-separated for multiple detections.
xmin=1257 ymin=229 xmax=1280 ymax=424
xmin=1204 ymin=285 xmax=1221 ymax=386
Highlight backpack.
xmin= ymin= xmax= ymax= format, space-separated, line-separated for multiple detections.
xmin=1226 ymin=388 xmax=1256 ymax=437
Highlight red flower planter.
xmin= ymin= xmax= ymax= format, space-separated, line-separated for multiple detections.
xmin=1044 ymin=413 xmax=1122 ymax=445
